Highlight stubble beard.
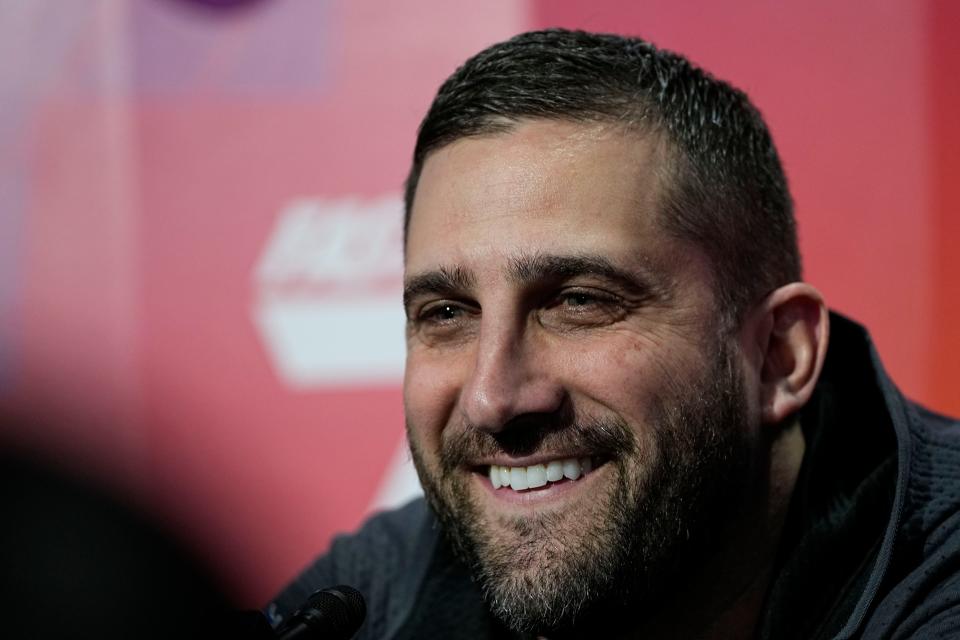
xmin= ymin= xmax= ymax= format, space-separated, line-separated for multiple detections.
xmin=408 ymin=341 xmax=755 ymax=637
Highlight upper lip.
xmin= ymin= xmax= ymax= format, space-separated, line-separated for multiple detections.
xmin=470 ymin=452 xmax=596 ymax=468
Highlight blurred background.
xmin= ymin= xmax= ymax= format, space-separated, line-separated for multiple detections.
xmin=1 ymin=0 xmax=957 ymax=606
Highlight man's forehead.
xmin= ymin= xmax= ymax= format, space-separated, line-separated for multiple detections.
xmin=421 ymin=119 xmax=662 ymax=180
xmin=405 ymin=120 xmax=671 ymax=263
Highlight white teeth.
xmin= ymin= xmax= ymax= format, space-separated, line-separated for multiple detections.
xmin=490 ymin=457 xmax=595 ymax=491
xmin=509 ymin=467 xmax=529 ymax=491
xmin=526 ymin=464 xmax=547 ymax=488
xmin=545 ymin=460 xmax=564 ymax=482
xmin=489 ymin=465 xmax=501 ymax=489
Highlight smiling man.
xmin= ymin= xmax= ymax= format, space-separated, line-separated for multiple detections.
xmin=270 ymin=30 xmax=960 ymax=639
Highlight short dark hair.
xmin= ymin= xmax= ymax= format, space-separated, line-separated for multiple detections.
xmin=404 ymin=29 xmax=801 ymax=324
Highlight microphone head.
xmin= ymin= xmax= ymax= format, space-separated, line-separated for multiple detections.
xmin=278 ymin=585 xmax=366 ymax=640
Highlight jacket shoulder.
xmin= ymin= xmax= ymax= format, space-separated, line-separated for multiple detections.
xmin=862 ymin=404 xmax=960 ymax=638
xmin=903 ymin=403 xmax=960 ymax=543
xmin=267 ymin=498 xmax=438 ymax=639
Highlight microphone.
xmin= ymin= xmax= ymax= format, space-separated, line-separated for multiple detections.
xmin=275 ymin=585 xmax=366 ymax=640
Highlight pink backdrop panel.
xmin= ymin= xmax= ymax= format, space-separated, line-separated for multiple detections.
xmin=11 ymin=0 xmax=144 ymax=486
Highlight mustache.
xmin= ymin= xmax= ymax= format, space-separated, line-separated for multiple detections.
xmin=440 ymin=411 xmax=638 ymax=472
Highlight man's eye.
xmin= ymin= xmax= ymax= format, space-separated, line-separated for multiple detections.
xmin=410 ymin=301 xmax=478 ymax=343
xmin=422 ymin=303 xmax=463 ymax=322
xmin=552 ymin=289 xmax=613 ymax=309
xmin=411 ymin=300 xmax=477 ymax=334
xmin=541 ymin=289 xmax=626 ymax=328
xmin=562 ymin=292 xmax=600 ymax=307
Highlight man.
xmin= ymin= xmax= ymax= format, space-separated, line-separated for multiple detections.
xmin=270 ymin=29 xmax=960 ymax=639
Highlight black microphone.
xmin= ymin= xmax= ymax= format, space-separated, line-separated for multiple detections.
xmin=275 ymin=585 xmax=366 ymax=640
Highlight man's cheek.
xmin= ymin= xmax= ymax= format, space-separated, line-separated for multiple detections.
xmin=405 ymin=377 xmax=453 ymax=437
xmin=406 ymin=349 xmax=467 ymax=405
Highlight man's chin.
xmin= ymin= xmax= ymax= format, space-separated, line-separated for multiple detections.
xmin=428 ymin=462 xmax=644 ymax=635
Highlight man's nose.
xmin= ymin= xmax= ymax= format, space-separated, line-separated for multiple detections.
xmin=459 ymin=322 xmax=564 ymax=433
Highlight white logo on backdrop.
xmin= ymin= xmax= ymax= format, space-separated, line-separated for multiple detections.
xmin=252 ymin=195 xmax=423 ymax=510
xmin=252 ymin=196 xmax=407 ymax=388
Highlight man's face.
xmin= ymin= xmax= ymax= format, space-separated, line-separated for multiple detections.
xmin=403 ymin=120 xmax=759 ymax=635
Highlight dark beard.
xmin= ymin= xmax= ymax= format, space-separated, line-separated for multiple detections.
xmin=408 ymin=340 xmax=754 ymax=637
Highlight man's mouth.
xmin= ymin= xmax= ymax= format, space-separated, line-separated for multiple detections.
xmin=486 ymin=457 xmax=599 ymax=492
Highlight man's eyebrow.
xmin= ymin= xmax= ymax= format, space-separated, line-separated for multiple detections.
xmin=509 ymin=253 xmax=662 ymax=298
xmin=403 ymin=266 xmax=476 ymax=309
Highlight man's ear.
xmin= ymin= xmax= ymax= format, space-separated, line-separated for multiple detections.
xmin=752 ymin=283 xmax=830 ymax=425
